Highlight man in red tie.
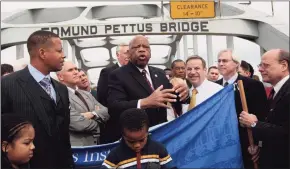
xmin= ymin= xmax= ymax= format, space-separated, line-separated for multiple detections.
xmin=106 ymin=35 xmax=189 ymax=143
xmin=101 ymin=108 xmax=176 ymax=169
xmin=239 ymin=49 xmax=289 ymax=168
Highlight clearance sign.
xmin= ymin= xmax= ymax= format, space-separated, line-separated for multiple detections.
xmin=170 ymin=1 xmax=216 ymax=19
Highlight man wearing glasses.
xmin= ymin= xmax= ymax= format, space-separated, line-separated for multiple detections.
xmin=215 ymin=49 xmax=268 ymax=169
xmin=239 ymin=49 xmax=289 ymax=168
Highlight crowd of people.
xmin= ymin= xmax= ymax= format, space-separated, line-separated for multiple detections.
xmin=1 ymin=30 xmax=289 ymax=169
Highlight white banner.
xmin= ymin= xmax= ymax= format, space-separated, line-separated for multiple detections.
xmin=41 ymin=21 xmax=209 ymax=38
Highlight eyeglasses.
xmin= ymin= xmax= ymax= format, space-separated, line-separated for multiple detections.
xmin=257 ymin=63 xmax=270 ymax=69
xmin=217 ymin=59 xmax=233 ymax=64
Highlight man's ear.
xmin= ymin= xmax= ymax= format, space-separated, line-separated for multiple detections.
xmin=56 ymin=73 xmax=63 ymax=81
xmin=2 ymin=141 xmax=9 ymax=152
xmin=39 ymin=48 xmax=46 ymax=60
xmin=281 ymin=60 xmax=289 ymax=72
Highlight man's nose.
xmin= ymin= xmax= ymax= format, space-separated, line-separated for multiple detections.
xmin=134 ymin=142 xmax=141 ymax=149
xmin=31 ymin=143 xmax=35 ymax=150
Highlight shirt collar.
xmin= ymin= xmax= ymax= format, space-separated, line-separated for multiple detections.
xmin=136 ymin=65 xmax=150 ymax=75
xmin=273 ymin=75 xmax=289 ymax=95
xmin=223 ymin=73 xmax=238 ymax=85
xmin=28 ymin=64 xmax=51 ymax=83
xmin=67 ymin=86 xmax=78 ymax=94
xmin=190 ymin=79 xmax=208 ymax=92
xmin=117 ymin=61 xmax=122 ymax=67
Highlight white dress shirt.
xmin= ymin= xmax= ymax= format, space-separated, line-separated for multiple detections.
xmin=222 ymin=73 xmax=239 ymax=86
xmin=273 ymin=75 xmax=289 ymax=98
xmin=181 ymin=79 xmax=223 ymax=114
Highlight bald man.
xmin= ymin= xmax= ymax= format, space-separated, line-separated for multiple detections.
xmin=239 ymin=49 xmax=289 ymax=168
xmin=103 ymin=35 xmax=189 ymax=143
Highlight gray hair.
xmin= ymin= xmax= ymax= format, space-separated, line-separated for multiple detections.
xmin=116 ymin=43 xmax=129 ymax=54
xmin=278 ymin=49 xmax=290 ymax=72
xmin=218 ymin=49 xmax=240 ymax=64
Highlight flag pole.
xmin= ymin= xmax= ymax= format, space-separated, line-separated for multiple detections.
xmin=237 ymin=80 xmax=259 ymax=169
xmin=219 ymin=0 xmax=222 ymax=18
xmin=271 ymin=0 xmax=274 ymax=16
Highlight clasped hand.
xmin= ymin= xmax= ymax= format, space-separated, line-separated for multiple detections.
xmin=141 ymin=79 xmax=189 ymax=109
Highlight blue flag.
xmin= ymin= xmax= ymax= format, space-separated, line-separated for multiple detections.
xmin=72 ymin=85 xmax=243 ymax=168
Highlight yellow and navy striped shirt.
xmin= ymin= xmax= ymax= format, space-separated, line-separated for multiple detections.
xmin=101 ymin=137 xmax=176 ymax=169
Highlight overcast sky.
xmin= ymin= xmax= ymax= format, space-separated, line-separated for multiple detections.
xmin=1 ymin=1 xmax=289 ymax=83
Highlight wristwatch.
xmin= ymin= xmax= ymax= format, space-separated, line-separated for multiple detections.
xmin=251 ymin=121 xmax=257 ymax=128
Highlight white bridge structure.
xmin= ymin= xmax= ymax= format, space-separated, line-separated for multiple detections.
xmin=1 ymin=1 xmax=289 ymax=84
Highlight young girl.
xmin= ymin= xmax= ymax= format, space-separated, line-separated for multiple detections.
xmin=1 ymin=114 xmax=35 ymax=169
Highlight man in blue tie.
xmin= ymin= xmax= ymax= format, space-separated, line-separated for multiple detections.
xmin=1 ymin=30 xmax=74 ymax=169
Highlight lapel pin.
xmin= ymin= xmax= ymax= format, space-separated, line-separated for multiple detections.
xmin=155 ymin=74 xmax=158 ymax=77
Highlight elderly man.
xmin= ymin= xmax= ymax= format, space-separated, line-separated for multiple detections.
xmin=105 ymin=35 xmax=189 ymax=143
xmin=239 ymin=49 xmax=289 ymax=168
xmin=97 ymin=43 xmax=129 ymax=107
xmin=57 ymin=61 xmax=109 ymax=146
xmin=215 ymin=49 xmax=268 ymax=169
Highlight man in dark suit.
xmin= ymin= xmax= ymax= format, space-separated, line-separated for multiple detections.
xmin=1 ymin=30 xmax=74 ymax=169
xmin=239 ymin=49 xmax=289 ymax=168
xmin=97 ymin=43 xmax=129 ymax=107
xmin=105 ymin=35 xmax=189 ymax=143
xmin=215 ymin=49 xmax=268 ymax=169
xmin=77 ymin=69 xmax=98 ymax=100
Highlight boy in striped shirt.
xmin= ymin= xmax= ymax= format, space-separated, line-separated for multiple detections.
xmin=101 ymin=108 xmax=176 ymax=169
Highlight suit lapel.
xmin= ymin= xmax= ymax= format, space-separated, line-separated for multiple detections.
xmin=51 ymin=79 xmax=61 ymax=105
xmin=128 ymin=62 xmax=153 ymax=94
xmin=149 ymin=66 xmax=162 ymax=90
xmin=69 ymin=90 xmax=89 ymax=111
xmin=272 ymin=78 xmax=290 ymax=107
xmin=17 ymin=68 xmax=52 ymax=136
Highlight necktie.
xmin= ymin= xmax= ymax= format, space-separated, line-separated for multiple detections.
xmin=136 ymin=152 xmax=141 ymax=169
xmin=75 ymin=90 xmax=90 ymax=111
xmin=141 ymin=69 xmax=154 ymax=91
xmin=39 ymin=77 xmax=54 ymax=101
xmin=188 ymin=88 xmax=198 ymax=111
xmin=224 ymin=82 xmax=229 ymax=87
xmin=268 ymin=88 xmax=275 ymax=108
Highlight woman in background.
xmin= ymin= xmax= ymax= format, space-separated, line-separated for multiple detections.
xmin=1 ymin=114 xmax=35 ymax=169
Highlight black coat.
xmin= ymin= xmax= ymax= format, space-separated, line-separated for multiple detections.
xmin=103 ymin=62 xmax=185 ymax=143
xmin=253 ymin=78 xmax=290 ymax=168
xmin=216 ymin=74 xmax=268 ymax=168
xmin=1 ymin=67 xmax=74 ymax=169
xmin=97 ymin=63 xmax=119 ymax=107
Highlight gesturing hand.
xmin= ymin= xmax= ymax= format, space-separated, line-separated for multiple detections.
xmin=140 ymin=85 xmax=177 ymax=109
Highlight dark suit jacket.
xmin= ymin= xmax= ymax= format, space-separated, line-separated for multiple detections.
xmin=253 ymin=78 xmax=289 ymax=168
xmin=90 ymin=89 xmax=98 ymax=100
xmin=1 ymin=67 xmax=74 ymax=169
xmin=103 ymin=62 xmax=185 ymax=143
xmin=97 ymin=63 xmax=119 ymax=107
xmin=216 ymin=74 xmax=268 ymax=168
